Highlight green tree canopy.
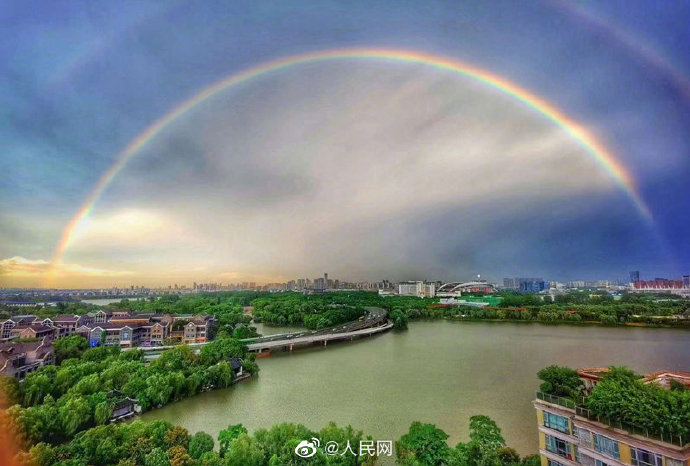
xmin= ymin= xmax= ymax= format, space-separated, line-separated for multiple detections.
xmin=537 ymin=365 xmax=583 ymax=398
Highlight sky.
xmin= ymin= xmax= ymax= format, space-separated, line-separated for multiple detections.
xmin=1 ymin=0 xmax=689 ymax=288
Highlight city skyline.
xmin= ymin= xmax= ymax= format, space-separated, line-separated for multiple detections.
xmin=2 ymin=2 xmax=689 ymax=288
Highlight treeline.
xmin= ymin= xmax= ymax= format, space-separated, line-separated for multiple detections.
xmin=7 ymin=414 xmax=536 ymax=465
xmin=251 ymin=294 xmax=369 ymax=329
xmin=0 ymin=335 xmax=258 ymax=447
xmin=10 ymin=420 xmax=377 ymax=466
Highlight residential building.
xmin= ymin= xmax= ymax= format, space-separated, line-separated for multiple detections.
xmin=0 ymin=337 xmax=54 ymax=380
xmin=0 ymin=315 xmax=38 ymax=341
xmin=519 ymin=278 xmax=546 ymax=293
xmin=10 ymin=324 xmax=57 ymax=341
xmin=149 ymin=322 xmax=170 ymax=346
xmin=534 ymin=370 xmax=690 ymax=466
xmin=52 ymin=314 xmax=93 ymax=336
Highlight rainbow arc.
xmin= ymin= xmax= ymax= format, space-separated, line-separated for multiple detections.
xmin=50 ymin=48 xmax=652 ymax=279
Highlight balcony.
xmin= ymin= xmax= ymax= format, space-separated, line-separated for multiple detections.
xmin=575 ymin=406 xmax=686 ymax=448
xmin=536 ymin=392 xmax=687 ymax=448
xmin=536 ymin=391 xmax=577 ymax=410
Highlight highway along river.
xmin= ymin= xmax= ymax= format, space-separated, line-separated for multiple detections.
xmin=140 ymin=321 xmax=690 ymax=456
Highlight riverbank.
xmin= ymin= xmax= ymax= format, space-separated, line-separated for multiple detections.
xmin=431 ymin=314 xmax=690 ymax=329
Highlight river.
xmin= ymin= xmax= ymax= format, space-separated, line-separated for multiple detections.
xmin=140 ymin=321 xmax=690 ymax=458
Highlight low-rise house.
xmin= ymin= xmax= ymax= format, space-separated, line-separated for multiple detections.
xmin=52 ymin=314 xmax=93 ymax=336
xmin=149 ymin=322 xmax=170 ymax=346
xmin=10 ymin=324 xmax=57 ymax=341
xmin=89 ymin=309 xmax=112 ymax=324
xmin=0 ymin=337 xmax=54 ymax=380
xmin=87 ymin=323 xmax=150 ymax=348
xmin=1 ymin=315 xmax=38 ymax=341
xmin=161 ymin=314 xmax=215 ymax=344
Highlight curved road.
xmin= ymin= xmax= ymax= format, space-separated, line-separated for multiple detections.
xmin=138 ymin=307 xmax=391 ymax=358
xmin=246 ymin=307 xmax=391 ymax=353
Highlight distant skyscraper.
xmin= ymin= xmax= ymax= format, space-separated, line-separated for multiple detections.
xmin=629 ymin=271 xmax=640 ymax=283
xmin=517 ymin=278 xmax=545 ymax=293
xmin=503 ymin=278 xmax=516 ymax=289
xmin=683 ymin=275 xmax=689 ymax=288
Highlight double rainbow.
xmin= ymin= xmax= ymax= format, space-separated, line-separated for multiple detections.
xmin=52 ymin=47 xmax=652 ymax=267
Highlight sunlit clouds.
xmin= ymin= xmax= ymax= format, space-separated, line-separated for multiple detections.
xmin=3 ymin=63 xmax=651 ymax=287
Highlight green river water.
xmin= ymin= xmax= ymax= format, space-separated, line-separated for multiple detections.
xmin=141 ymin=320 xmax=690 ymax=457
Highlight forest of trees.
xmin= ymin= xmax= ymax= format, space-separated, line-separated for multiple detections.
xmin=0 ymin=335 xmax=258 ymax=449
xmin=4 ymin=409 xmax=537 ymax=465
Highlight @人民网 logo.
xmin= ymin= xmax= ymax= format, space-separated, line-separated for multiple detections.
xmin=294 ymin=438 xmax=320 ymax=458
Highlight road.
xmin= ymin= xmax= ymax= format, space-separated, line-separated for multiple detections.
xmin=137 ymin=306 xmax=391 ymax=359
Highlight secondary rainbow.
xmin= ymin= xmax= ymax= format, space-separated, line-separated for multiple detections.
xmin=52 ymin=47 xmax=652 ymax=266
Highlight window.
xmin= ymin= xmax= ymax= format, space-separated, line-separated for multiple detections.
xmin=630 ymin=447 xmax=662 ymax=466
xmin=544 ymin=411 xmax=570 ymax=433
xmin=593 ymin=434 xmax=619 ymax=460
xmin=547 ymin=460 xmax=566 ymax=466
xmin=577 ymin=453 xmax=596 ymax=466
xmin=545 ymin=434 xmax=572 ymax=459
xmin=595 ymin=460 xmax=611 ymax=466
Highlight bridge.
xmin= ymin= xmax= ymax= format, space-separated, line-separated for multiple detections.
xmin=135 ymin=307 xmax=391 ymax=360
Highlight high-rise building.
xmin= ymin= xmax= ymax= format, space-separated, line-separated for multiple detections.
xmin=504 ymin=278 xmax=516 ymax=289
xmin=629 ymin=271 xmax=640 ymax=284
xmin=398 ymin=281 xmax=435 ymax=298
xmin=534 ymin=369 xmax=689 ymax=466
xmin=684 ymin=275 xmax=690 ymax=288
xmin=313 ymin=278 xmax=326 ymax=291
xmin=518 ymin=278 xmax=545 ymax=293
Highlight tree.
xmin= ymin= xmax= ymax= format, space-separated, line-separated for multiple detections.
xmin=189 ymin=431 xmax=214 ymax=459
xmin=53 ymin=335 xmax=89 ymax=364
xmin=94 ymin=401 xmax=113 ymax=426
xmin=467 ymin=415 xmax=505 ymax=455
xmin=164 ymin=425 xmax=191 ymax=450
xmin=22 ymin=373 xmax=53 ymax=406
xmin=205 ymin=362 xmax=233 ymax=389
xmin=218 ymin=423 xmax=248 ymax=457
xmin=390 ymin=309 xmax=409 ymax=330
xmin=167 ymin=445 xmax=193 ymax=466
xmin=28 ymin=442 xmax=57 ymax=466
xmin=144 ymin=448 xmax=170 ymax=466
xmin=224 ymin=433 xmax=266 ymax=466
xmin=146 ymin=374 xmax=174 ymax=407
xmin=318 ymin=422 xmax=372 ymax=465
xmin=0 ymin=376 xmax=20 ymax=408
xmin=396 ymin=422 xmax=450 ymax=465
xmin=537 ymin=366 xmax=583 ymax=398
xmin=58 ymin=395 xmax=92 ymax=436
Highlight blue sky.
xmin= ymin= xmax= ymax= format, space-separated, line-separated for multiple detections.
xmin=1 ymin=0 xmax=688 ymax=286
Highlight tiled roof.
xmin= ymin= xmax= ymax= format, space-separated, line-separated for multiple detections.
xmin=53 ymin=314 xmax=80 ymax=322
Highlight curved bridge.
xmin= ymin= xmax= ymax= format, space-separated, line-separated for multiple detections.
xmin=246 ymin=307 xmax=391 ymax=354
xmin=136 ymin=307 xmax=391 ymax=359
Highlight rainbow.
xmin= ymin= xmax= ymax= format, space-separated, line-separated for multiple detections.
xmin=52 ymin=47 xmax=652 ymax=267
